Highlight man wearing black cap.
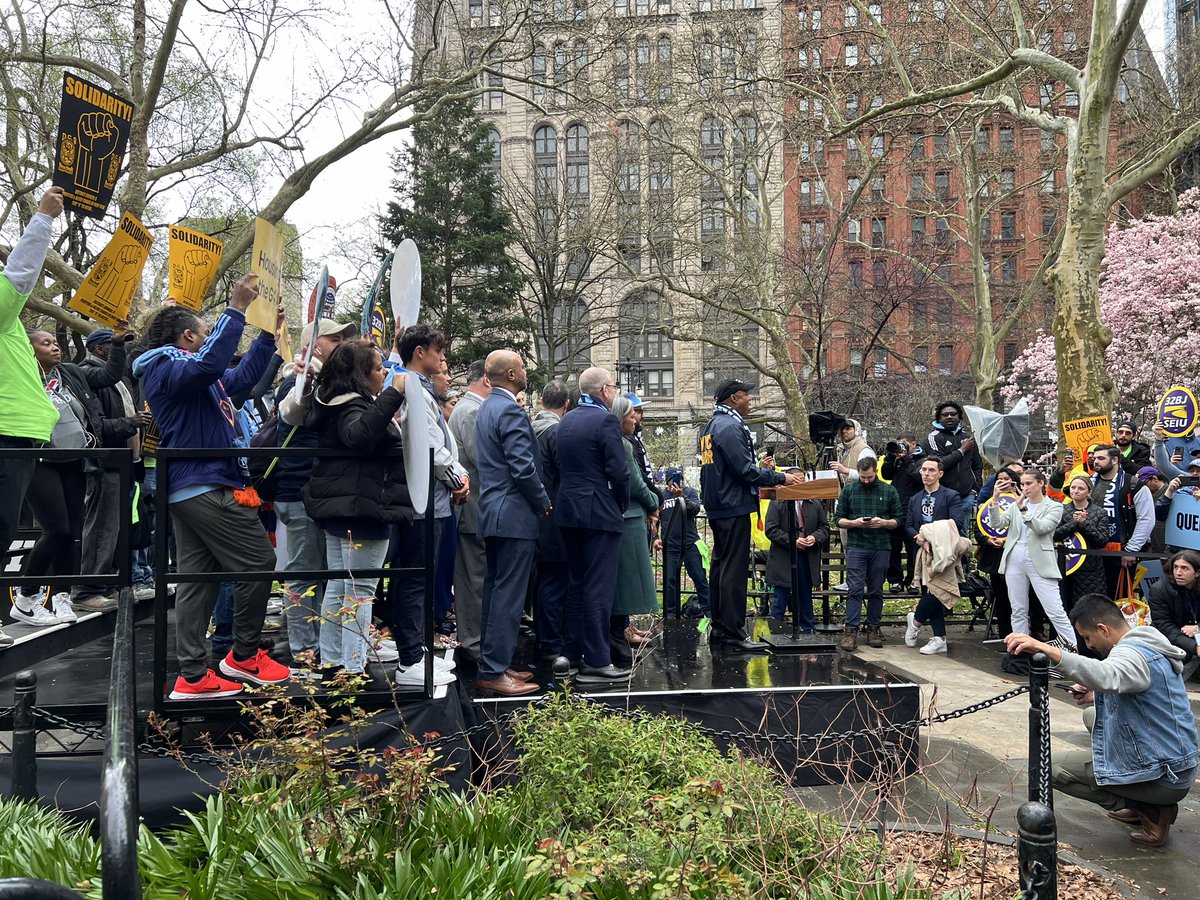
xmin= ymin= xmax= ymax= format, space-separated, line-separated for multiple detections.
xmin=74 ymin=326 xmax=150 ymax=608
xmin=1114 ymin=423 xmax=1151 ymax=474
xmin=699 ymin=379 xmax=802 ymax=651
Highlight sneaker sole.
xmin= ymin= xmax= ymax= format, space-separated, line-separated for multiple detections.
xmin=575 ymin=672 xmax=631 ymax=684
xmin=919 ymin=647 xmax=948 ymax=655
xmin=9 ymin=607 xmax=60 ymax=626
xmin=219 ymin=658 xmax=292 ymax=685
xmin=169 ymin=686 xmax=244 ymax=700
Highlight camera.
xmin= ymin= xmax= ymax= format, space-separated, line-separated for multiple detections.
xmin=886 ymin=440 xmax=901 ymax=455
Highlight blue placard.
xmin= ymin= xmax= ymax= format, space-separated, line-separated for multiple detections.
xmin=1164 ymin=490 xmax=1200 ymax=551
xmin=1137 ymin=559 xmax=1164 ymax=597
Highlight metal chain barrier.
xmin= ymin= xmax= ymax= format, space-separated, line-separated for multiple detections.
xmin=28 ymin=707 xmax=226 ymax=768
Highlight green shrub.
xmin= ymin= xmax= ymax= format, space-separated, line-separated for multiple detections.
xmin=0 ymin=799 xmax=99 ymax=891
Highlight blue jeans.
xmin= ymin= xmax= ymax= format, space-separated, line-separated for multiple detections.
xmin=212 ymin=581 xmax=234 ymax=654
xmin=844 ymin=546 xmax=889 ymax=629
xmin=770 ymin=555 xmax=815 ymax=630
xmin=274 ymin=499 xmax=325 ymax=656
xmin=914 ymin=588 xmax=947 ymax=637
xmin=664 ymin=541 xmax=710 ymax=615
xmin=320 ymin=533 xmax=389 ymax=673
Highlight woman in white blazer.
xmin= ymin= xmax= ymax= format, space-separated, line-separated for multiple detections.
xmin=999 ymin=470 xmax=1078 ymax=650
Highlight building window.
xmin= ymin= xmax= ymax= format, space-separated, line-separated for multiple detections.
xmin=848 ymin=218 xmax=861 ymax=242
xmin=1064 ymin=90 xmax=1079 ymax=107
xmin=849 ymin=260 xmax=863 ymax=288
xmin=647 ymin=118 xmax=672 ymax=193
xmin=910 ymin=215 xmax=926 ymax=244
xmin=910 ymin=173 xmax=925 ymax=199
xmin=910 ymin=131 xmax=925 ymax=158
xmin=614 ymin=41 xmax=630 ymax=102
xmin=636 ymin=35 xmax=651 ymax=102
xmin=1064 ymin=30 xmax=1078 ymax=51
xmin=485 ymin=128 xmax=501 ymax=178
xmin=935 ymin=171 xmax=950 ymax=199
xmin=532 ymin=45 xmax=548 ymax=102
xmin=847 ymin=136 xmax=861 ymax=162
xmin=932 ymin=0 xmax=946 ymax=18
xmin=798 ymin=6 xmax=822 ymax=29
xmin=872 ymin=259 xmax=887 ymax=287
xmin=933 ymin=132 xmax=948 ymax=156
xmin=534 ymin=125 xmax=558 ymax=200
xmin=1002 ymin=254 xmax=1017 ymax=282
xmin=469 ymin=0 xmax=483 ymax=26
xmin=1001 ymin=168 xmax=1015 ymax=192
xmin=938 ymin=344 xmax=953 ymax=374
xmin=799 ymin=219 xmax=827 ymax=248
xmin=976 ymin=127 xmax=990 ymax=154
xmin=871 ymin=217 xmax=886 ymax=247
xmin=1042 ymin=169 xmax=1055 ymax=193
xmin=869 ymin=3 xmax=883 ymax=21
xmin=844 ymin=4 xmax=858 ymax=26
xmin=847 ymin=175 xmax=861 ymax=195
xmin=935 ymin=216 xmax=950 ymax=243
xmin=908 ymin=0 xmax=921 ymax=22
xmin=980 ymin=211 xmax=992 ymax=241
xmin=621 ymin=293 xmax=674 ymax=397
xmin=657 ymin=35 xmax=673 ymax=100
xmin=871 ymin=175 xmax=885 ymax=201
xmin=873 ymin=347 xmax=888 ymax=378
xmin=1042 ymin=209 xmax=1057 ymax=238
xmin=1000 ymin=210 xmax=1016 ymax=240
xmin=1038 ymin=30 xmax=1053 ymax=52
xmin=1041 ymin=129 xmax=1056 ymax=151
xmin=870 ymin=134 xmax=884 ymax=158
xmin=999 ymin=126 xmax=1014 ymax=153
xmin=845 ymin=43 xmax=859 ymax=67
xmin=914 ymin=345 xmax=928 ymax=373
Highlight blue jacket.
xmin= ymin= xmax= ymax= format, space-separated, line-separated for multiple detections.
xmin=698 ymin=410 xmax=785 ymax=519
xmin=132 ymin=307 xmax=276 ymax=499
xmin=474 ymin=387 xmax=549 ymax=539
xmin=660 ymin=485 xmax=702 ymax=551
xmin=554 ymin=400 xmax=629 ymax=534
xmin=905 ymin=486 xmax=965 ymax=540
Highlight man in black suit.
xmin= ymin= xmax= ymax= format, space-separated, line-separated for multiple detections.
xmin=532 ymin=379 xmax=575 ymax=675
xmin=555 ymin=366 xmax=631 ymax=682
xmin=473 ymin=350 xmax=549 ymax=696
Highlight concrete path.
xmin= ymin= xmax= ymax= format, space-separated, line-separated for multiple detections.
xmin=793 ymin=625 xmax=1200 ymax=898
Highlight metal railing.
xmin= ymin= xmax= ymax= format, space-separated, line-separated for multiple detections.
xmin=100 ymin=588 xmax=140 ymax=899
xmin=1018 ymin=651 xmax=1057 ymax=900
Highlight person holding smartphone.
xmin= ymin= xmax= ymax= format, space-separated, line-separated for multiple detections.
xmin=834 ymin=456 xmax=902 ymax=650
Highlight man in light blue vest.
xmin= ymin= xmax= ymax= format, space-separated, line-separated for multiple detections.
xmin=1006 ymin=594 xmax=1198 ymax=847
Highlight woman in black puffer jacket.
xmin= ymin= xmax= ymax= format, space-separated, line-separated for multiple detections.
xmin=302 ymin=340 xmax=411 ymax=675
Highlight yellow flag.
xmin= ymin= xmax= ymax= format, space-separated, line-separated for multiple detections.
xmin=67 ymin=211 xmax=153 ymax=325
xmin=168 ymin=225 xmax=222 ymax=311
xmin=246 ymin=216 xmax=291 ymax=360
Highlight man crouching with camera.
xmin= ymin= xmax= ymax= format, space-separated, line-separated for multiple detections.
xmin=1005 ymin=594 xmax=1198 ymax=847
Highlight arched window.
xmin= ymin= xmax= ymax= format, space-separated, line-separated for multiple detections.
xmin=635 ymin=35 xmax=652 ymax=102
xmin=647 ymin=118 xmax=672 ymax=194
xmin=565 ymin=124 xmax=589 ymax=211
xmin=534 ymin=125 xmax=558 ymax=202
xmin=614 ymin=41 xmax=631 ymax=103
xmin=620 ymin=292 xmax=674 ymax=398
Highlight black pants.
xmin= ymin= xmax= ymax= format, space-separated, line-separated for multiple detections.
xmin=562 ymin=527 xmax=621 ymax=667
xmin=0 ymin=437 xmax=39 ymax=562
xmin=887 ymin=527 xmax=916 ymax=586
xmin=709 ymin=514 xmax=752 ymax=639
xmin=388 ymin=517 xmax=443 ymax=668
xmin=23 ymin=459 xmax=86 ymax=581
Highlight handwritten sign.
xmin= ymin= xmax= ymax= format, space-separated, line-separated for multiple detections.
xmin=1164 ymin=490 xmax=1200 ymax=552
xmin=246 ymin=217 xmax=291 ymax=361
xmin=66 ymin=212 xmax=153 ymax=325
xmin=1062 ymin=415 xmax=1112 ymax=464
xmin=52 ymin=74 xmax=133 ymax=218
xmin=168 ymin=225 xmax=222 ymax=311
xmin=976 ymin=492 xmax=1018 ymax=540
xmin=1157 ymin=385 xmax=1198 ymax=438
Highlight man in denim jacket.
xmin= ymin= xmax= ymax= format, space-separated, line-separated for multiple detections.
xmin=1006 ymin=594 xmax=1198 ymax=847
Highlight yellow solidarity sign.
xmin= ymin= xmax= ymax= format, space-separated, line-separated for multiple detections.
xmin=168 ymin=225 xmax=223 ymax=311
xmin=67 ymin=212 xmax=153 ymax=326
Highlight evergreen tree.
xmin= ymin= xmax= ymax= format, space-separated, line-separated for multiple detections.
xmin=381 ymin=98 xmax=528 ymax=369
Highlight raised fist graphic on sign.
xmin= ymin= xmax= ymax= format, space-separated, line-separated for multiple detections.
xmin=75 ymin=112 xmax=118 ymax=193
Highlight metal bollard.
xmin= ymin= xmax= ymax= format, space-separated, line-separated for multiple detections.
xmin=11 ymin=671 xmax=37 ymax=800
xmin=1027 ymin=651 xmax=1053 ymax=808
xmin=1017 ymin=800 xmax=1057 ymax=900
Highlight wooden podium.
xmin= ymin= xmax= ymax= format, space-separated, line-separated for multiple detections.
xmin=759 ymin=475 xmax=841 ymax=502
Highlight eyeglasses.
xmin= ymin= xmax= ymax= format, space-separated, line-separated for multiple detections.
xmin=604 ymin=383 xmax=617 ymax=390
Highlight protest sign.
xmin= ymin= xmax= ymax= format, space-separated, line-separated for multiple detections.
xmin=1164 ymin=490 xmax=1200 ymax=552
xmin=1133 ymin=559 xmax=1164 ymax=595
xmin=246 ymin=217 xmax=291 ymax=360
xmin=1061 ymin=533 xmax=1086 ymax=576
xmin=66 ymin=212 xmax=153 ymax=325
xmin=168 ymin=225 xmax=223 ymax=311
xmin=1062 ymin=415 xmax=1112 ymax=463
xmin=1157 ymin=385 xmax=1198 ymax=438
xmin=306 ymin=274 xmax=338 ymax=323
xmin=976 ymin=492 xmax=1018 ymax=540
xmin=52 ymin=74 xmax=133 ymax=219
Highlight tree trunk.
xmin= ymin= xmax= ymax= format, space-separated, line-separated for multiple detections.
xmin=766 ymin=327 xmax=809 ymax=447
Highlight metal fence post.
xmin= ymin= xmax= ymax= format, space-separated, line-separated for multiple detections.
xmin=11 ymin=671 xmax=37 ymax=800
xmin=1027 ymin=651 xmax=1053 ymax=808
xmin=1017 ymin=801 xmax=1057 ymax=900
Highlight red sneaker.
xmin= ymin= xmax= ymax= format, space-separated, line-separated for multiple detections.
xmin=220 ymin=648 xmax=292 ymax=685
xmin=169 ymin=670 xmax=244 ymax=700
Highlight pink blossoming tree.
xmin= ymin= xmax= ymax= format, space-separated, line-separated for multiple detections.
xmin=1002 ymin=189 xmax=1200 ymax=425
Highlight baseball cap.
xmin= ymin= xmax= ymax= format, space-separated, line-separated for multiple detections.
xmin=622 ymin=392 xmax=646 ymax=408
xmin=1187 ymin=459 xmax=1200 ymax=473
xmin=714 ymin=378 xmax=755 ymax=404
xmin=85 ymin=328 xmax=114 ymax=351
xmin=301 ymin=318 xmax=358 ymax=347
xmin=1136 ymin=466 xmax=1160 ymax=483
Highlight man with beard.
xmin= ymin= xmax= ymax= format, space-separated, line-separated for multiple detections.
xmin=1113 ymin=422 xmax=1151 ymax=474
xmin=1090 ymin=445 xmax=1155 ymax=597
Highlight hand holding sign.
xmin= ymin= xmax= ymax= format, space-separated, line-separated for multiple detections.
xmin=53 ymin=74 xmax=132 ymax=218
xmin=39 ymin=187 xmax=65 ymax=218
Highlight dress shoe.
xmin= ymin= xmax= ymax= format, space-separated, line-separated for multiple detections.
xmin=1107 ymin=807 xmax=1141 ymax=825
xmin=474 ymin=674 xmax=539 ymax=696
xmin=505 ymin=667 xmax=534 ymax=682
xmin=1130 ymin=803 xmax=1178 ymax=847
xmin=576 ymin=663 xmax=631 ymax=683
xmin=712 ymin=635 xmax=769 ymax=653
xmin=625 ymin=625 xmax=650 ymax=646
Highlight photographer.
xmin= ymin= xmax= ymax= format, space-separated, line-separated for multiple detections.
xmin=1005 ymin=595 xmax=1198 ymax=847
xmin=881 ymin=433 xmax=921 ymax=592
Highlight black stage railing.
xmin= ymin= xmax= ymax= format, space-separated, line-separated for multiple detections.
xmin=100 ymin=587 xmax=140 ymax=899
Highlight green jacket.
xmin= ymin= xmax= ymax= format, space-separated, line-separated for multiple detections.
xmin=1 ymin=243 xmax=58 ymax=441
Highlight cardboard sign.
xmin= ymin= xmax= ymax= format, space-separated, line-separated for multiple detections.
xmin=1164 ymin=490 xmax=1200 ymax=551
xmin=66 ymin=212 xmax=153 ymax=325
xmin=52 ymin=74 xmax=133 ymax=219
xmin=1062 ymin=416 xmax=1112 ymax=463
xmin=168 ymin=225 xmax=223 ymax=311
xmin=976 ymin=492 xmax=1018 ymax=540
xmin=1157 ymin=385 xmax=1198 ymax=438
xmin=246 ymin=217 xmax=291 ymax=360
xmin=1134 ymin=559 xmax=1164 ymax=596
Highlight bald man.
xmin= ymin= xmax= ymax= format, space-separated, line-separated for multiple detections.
xmin=472 ymin=350 xmax=549 ymax=696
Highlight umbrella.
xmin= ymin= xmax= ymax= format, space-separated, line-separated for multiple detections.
xmin=964 ymin=398 xmax=1030 ymax=468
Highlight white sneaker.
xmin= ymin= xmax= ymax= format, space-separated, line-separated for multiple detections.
xmin=394 ymin=661 xmax=456 ymax=686
xmin=368 ymin=642 xmax=399 ymax=663
xmin=833 ymin=582 xmax=849 ymax=592
xmin=266 ymin=597 xmax=284 ymax=616
xmin=919 ymin=636 xmax=947 ymax=655
xmin=51 ymin=592 xmax=76 ymax=623
xmin=904 ymin=611 xmax=921 ymax=647
xmin=10 ymin=594 xmax=60 ymax=626
xmin=133 ymin=583 xmax=156 ymax=601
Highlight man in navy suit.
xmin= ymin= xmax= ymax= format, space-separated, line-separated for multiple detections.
xmin=904 ymin=457 xmax=965 ymax=655
xmin=554 ymin=366 xmax=632 ymax=682
xmin=473 ymin=350 xmax=549 ymax=696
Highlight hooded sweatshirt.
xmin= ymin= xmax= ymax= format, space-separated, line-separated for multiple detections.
xmin=837 ymin=418 xmax=877 ymax=483
xmin=132 ymin=307 xmax=276 ymax=502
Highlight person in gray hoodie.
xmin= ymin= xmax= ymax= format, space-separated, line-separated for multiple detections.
xmin=1006 ymin=594 xmax=1199 ymax=847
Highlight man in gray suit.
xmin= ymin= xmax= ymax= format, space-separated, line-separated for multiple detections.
xmin=474 ymin=349 xmax=550 ymax=695
xmin=448 ymin=360 xmax=490 ymax=664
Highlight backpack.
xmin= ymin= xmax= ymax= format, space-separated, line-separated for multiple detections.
xmin=247 ymin=414 xmax=299 ymax=502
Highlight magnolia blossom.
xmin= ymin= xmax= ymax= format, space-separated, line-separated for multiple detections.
xmin=1002 ymin=189 xmax=1200 ymax=423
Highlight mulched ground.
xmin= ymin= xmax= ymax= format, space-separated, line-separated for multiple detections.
xmin=883 ymin=831 xmax=1137 ymax=899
